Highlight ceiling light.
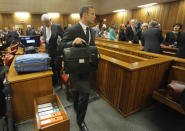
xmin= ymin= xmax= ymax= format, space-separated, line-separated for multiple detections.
xmin=137 ymin=3 xmax=158 ymax=8
xmin=48 ymin=13 xmax=60 ymax=18
xmin=15 ymin=12 xmax=30 ymax=18
xmin=112 ymin=9 xmax=127 ymax=13
xmin=71 ymin=13 xmax=80 ymax=18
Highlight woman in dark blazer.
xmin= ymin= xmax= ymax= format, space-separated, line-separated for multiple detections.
xmin=118 ymin=24 xmax=126 ymax=41
xmin=163 ymin=23 xmax=182 ymax=48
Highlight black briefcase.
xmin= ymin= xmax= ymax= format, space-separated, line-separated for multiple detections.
xmin=24 ymin=46 xmax=38 ymax=54
xmin=63 ymin=46 xmax=100 ymax=74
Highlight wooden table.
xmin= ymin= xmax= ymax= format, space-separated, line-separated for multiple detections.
xmin=7 ymin=53 xmax=53 ymax=124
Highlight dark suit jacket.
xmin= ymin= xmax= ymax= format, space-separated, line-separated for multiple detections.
xmin=176 ymin=32 xmax=185 ymax=58
xmin=58 ymin=23 xmax=96 ymax=93
xmin=26 ymin=29 xmax=36 ymax=36
xmin=126 ymin=26 xmax=134 ymax=41
xmin=125 ymin=26 xmax=140 ymax=43
xmin=43 ymin=24 xmax=64 ymax=57
xmin=141 ymin=27 xmax=163 ymax=54
xmin=5 ymin=30 xmax=20 ymax=47
xmin=118 ymin=29 xmax=126 ymax=41
xmin=163 ymin=32 xmax=181 ymax=47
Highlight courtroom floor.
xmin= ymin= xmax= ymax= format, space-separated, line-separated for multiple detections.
xmin=16 ymin=86 xmax=185 ymax=131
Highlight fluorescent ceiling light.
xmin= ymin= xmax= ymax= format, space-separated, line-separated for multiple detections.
xmin=15 ymin=12 xmax=30 ymax=18
xmin=71 ymin=13 xmax=80 ymax=18
xmin=112 ymin=9 xmax=127 ymax=13
xmin=137 ymin=3 xmax=158 ymax=8
xmin=48 ymin=13 xmax=59 ymax=18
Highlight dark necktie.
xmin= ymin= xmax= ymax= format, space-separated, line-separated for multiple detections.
xmin=86 ymin=27 xmax=89 ymax=45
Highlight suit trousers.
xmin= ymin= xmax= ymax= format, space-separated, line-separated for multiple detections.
xmin=50 ymin=56 xmax=62 ymax=86
xmin=73 ymin=91 xmax=90 ymax=125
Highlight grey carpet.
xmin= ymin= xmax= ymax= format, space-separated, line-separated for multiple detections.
xmin=16 ymin=86 xmax=185 ymax=131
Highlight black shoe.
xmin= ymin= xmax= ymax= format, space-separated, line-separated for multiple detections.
xmin=78 ymin=122 xmax=89 ymax=131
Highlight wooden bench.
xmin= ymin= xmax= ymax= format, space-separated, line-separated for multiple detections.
xmin=92 ymin=46 xmax=172 ymax=117
xmin=95 ymin=38 xmax=185 ymax=116
xmin=7 ymin=48 xmax=53 ymax=124
xmin=153 ymin=61 xmax=185 ymax=115
xmin=96 ymin=37 xmax=179 ymax=57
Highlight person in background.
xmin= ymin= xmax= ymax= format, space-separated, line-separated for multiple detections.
xmin=163 ymin=23 xmax=182 ymax=48
xmin=109 ymin=22 xmax=116 ymax=40
xmin=102 ymin=22 xmax=107 ymax=30
xmin=58 ymin=5 xmax=96 ymax=131
xmin=92 ymin=24 xmax=100 ymax=37
xmin=139 ymin=23 xmax=149 ymax=46
xmin=64 ymin=26 xmax=68 ymax=31
xmin=103 ymin=29 xmax=109 ymax=39
xmin=26 ymin=25 xmax=36 ymax=36
xmin=41 ymin=14 xmax=64 ymax=88
xmin=176 ymin=32 xmax=185 ymax=58
xmin=126 ymin=21 xmax=130 ymax=27
xmin=141 ymin=20 xmax=163 ymax=54
xmin=118 ymin=24 xmax=126 ymax=41
xmin=2 ymin=27 xmax=9 ymax=41
xmin=126 ymin=19 xmax=139 ymax=44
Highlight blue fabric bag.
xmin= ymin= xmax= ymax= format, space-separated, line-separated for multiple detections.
xmin=14 ymin=53 xmax=50 ymax=73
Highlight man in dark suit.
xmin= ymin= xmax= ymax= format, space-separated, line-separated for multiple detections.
xmin=41 ymin=14 xmax=64 ymax=87
xmin=126 ymin=19 xmax=139 ymax=44
xmin=141 ymin=21 xmax=163 ymax=54
xmin=58 ymin=5 xmax=96 ymax=131
xmin=176 ymin=32 xmax=185 ymax=58
xmin=26 ymin=25 xmax=36 ymax=36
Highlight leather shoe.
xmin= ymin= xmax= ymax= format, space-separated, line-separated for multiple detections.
xmin=78 ymin=122 xmax=89 ymax=131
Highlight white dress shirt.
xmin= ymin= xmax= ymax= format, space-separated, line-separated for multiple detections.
xmin=46 ymin=26 xmax=51 ymax=44
xmin=79 ymin=21 xmax=91 ymax=43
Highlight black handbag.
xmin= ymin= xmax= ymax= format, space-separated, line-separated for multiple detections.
xmin=63 ymin=46 xmax=100 ymax=74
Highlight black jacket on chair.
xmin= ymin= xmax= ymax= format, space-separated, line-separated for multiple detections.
xmin=176 ymin=32 xmax=185 ymax=58
xmin=141 ymin=27 xmax=163 ymax=54
xmin=43 ymin=24 xmax=64 ymax=57
xmin=163 ymin=32 xmax=181 ymax=47
xmin=58 ymin=23 xmax=96 ymax=93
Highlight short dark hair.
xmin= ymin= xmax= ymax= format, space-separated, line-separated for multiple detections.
xmin=80 ymin=5 xmax=94 ymax=18
xmin=149 ymin=20 xmax=158 ymax=28
xmin=173 ymin=23 xmax=182 ymax=29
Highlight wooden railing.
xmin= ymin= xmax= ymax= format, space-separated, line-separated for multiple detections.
xmin=93 ymin=37 xmax=185 ymax=117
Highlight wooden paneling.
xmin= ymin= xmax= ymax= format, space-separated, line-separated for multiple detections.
xmin=0 ymin=13 xmax=81 ymax=33
xmin=97 ymin=10 xmax=132 ymax=32
xmin=132 ymin=0 xmax=185 ymax=31
xmin=97 ymin=0 xmax=185 ymax=32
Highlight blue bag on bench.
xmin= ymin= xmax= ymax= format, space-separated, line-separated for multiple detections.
xmin=14 ymin=53 xmax=50 ymax=73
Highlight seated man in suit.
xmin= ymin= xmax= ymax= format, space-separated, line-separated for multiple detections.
xmin=58 ymin=5 xmax=96 ymax=131
xmin=41 ymin=14 xmax=64 ymax=88
xmin=141 ymin=21 xmax=163 ymax=54
xmin=126 ymin=19 xmax=140 ymax=44
xmin=176 ymin=32 xmax=185 ymax=58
